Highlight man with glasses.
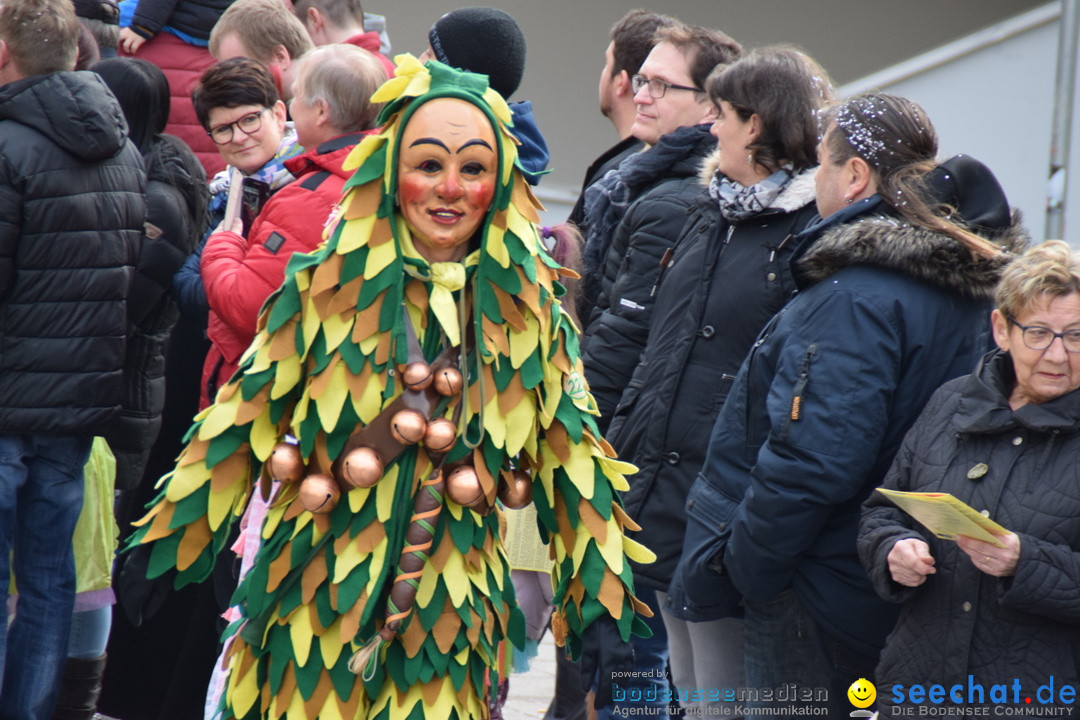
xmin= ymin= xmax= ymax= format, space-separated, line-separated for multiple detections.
xmin=576 ymin=21 xmax=741 ymax=719
xmin=0 ymin=1 xmax=145 ymax=717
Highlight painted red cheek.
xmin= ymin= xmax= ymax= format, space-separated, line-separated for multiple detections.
xmin=398 ymin=176 xmax=428 ymax=206
xmin=467 ymin=181 xmax=496 ymax=209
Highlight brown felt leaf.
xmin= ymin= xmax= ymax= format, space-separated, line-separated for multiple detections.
xmin=551 ymin=612 xmax=568 ymax=646
xmin=611 ymin=503 xmax=641 ymax=533
xmin=545 ymin=422 xmax=571 ymax=464
xmin=216 ymin=380 xmax=237 ymax=404
xmin=178 ymin=437 xmax=209 ymax=467
xmin=404 ymin=279 xmax=429 ymax=317
xmin=464 ymin=608 xmax=481 ymax=647
xmin=266 ymin=540 xmax=294 ymax=592
xmin=630 ymin=592 xmax=653 ymax=617
xmin=176 ymin=517 xmax=213 ymax=572
xmin=352 ymin=520 xmax=386 ymax=555
xmin=210 ymin=450 xmax=249 ymax=495
xmin=344 ymin=180 xmax=381 ymax=220
xmin=327 ymin=276 xmax=362 ymax=316
xmin=307 ymin=356 xmax=340 ymax=400
xmin=494 ymin=288 xmax=527 ymax=332
xmin=497 ymin=373 xmax=527 ymax=418
xmin=313 ymin=435 xmax=333 ymax=476
xmin=428 ymin=525 xmax=455 ymax=572
xmin=401 ymin=613 xmax=426 ymax=657
xmin=472 ymin=448 xmax=497 ymax=506
xmin=269 ymin=319 xmax=299 ymax=362
xmin=481 ymin=316 xmax=511 ymax=357
xmin=553 ymin=494 xmax=575 ymax=556
xmin=420 ymin=678 xmax=442 ymax=708
xmin=235 ymin=391 xmax=267 ymax=427
xmin=275 ymin=663 xmax=298 ymax=713
xmin=576 ymin=499 xmax=608 ymax=546
xmin=344 ymin=362 xmax=375 ymax=405
xmin=432 ymin=604 xmax=458 ymax=655
xmin=351 ymin=295 xmax=384 ymax=344
xmin=310 ymin=286 xmax=335 ymax=322
xmin=511 ymin=180 xmax=542 ymax=223
xmin=515 ymin=269 xmax=541 ymax=317
xmin=138 ymin=503 xmax=176 ymax=542
xmin=302 ymin=672 xmax=334 ymax=714
xmin=596 ymin=571 xmax=624 ymax=620
xmin=368 ymin=216 xmax=393 ymax=247
xmin=374 ymin=331 xmax=391 ymax=366
xmin=338 ymin=591 xmax=365 ymax=644
xmin=311 ymin=252 xmax=344 ymax=300
xmin=300 ymin=551 xmax=328 ymax=605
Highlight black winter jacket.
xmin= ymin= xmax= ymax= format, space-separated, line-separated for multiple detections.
xmin=608 ymin=161 xmax=818 ymax=591
xmin=0 ymin=71 xmax=145 ymax=436
xmin=131 ymin=0 xmax=233 ymax=41
xmin=668 ymin=196 xmax=1028 ymax=651
xmin=860 ymin=351 xmax=1080 ymax=714
xmin=106 ymin=137 xmax=207 ymax=489
xmin=581 ymin=125 xmax=716 ymax=430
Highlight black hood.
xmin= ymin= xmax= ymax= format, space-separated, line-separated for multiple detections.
xmin=0 ymin=71 xmax=128 ymax=162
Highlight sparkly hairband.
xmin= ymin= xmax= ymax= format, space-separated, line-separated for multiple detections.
xmin=833 ymin=97 xmax=896 ymax=168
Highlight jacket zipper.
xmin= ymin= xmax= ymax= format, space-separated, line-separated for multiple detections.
xmin=783 ymin=343 xmax=818 ymax=438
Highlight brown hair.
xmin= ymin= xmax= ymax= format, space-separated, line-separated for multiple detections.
xmin=0 ymin=0 xmax=79 ymax=77
xmin=192 ymin=57 xmax=280 ymax=130
xmin=824 ymin=92 xmax=999 ymax=259
xmin=996 ymin=241 xmax=1080 ymax=320
xmin=292 ymin=0 xmax=365 ymax=29
xmin=707 ymin=46 xmax=834 ymax=172
xmin=654 ymin=24 xmax=742 ymax=91
xmin=209 ymin=0 xmax=313 ymax=65
xmin=608 ymin=9 xmax=679 ymax=79
xmin=293 ymin=44 xmax=386 ymax=133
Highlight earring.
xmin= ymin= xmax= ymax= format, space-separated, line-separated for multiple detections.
xmin=844 ymin=196 xmax=854 ymax=205
xmin=746 ymin=152 xmax=754 ymax=166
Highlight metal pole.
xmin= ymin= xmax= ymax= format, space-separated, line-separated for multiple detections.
xmin=1047 ymin=0 xmax=1080 ymax=241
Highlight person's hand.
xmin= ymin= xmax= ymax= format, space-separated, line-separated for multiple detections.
xmin=956 ymin=532 xmax=1021 ymax=577
xmin=118 ymin=27 xmax=147 ymax=55
xmin=117 ymin=543 xmax=176 ymax=627
xmin=578 ymin=615 xmax=634 ymax=709
xmin=888 ymin=537 xmax=937 ymax=587
xmin=212 ymin=216 xmax=244 ymax=236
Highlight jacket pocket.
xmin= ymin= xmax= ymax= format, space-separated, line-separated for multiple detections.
xmin=781 ymin=343 xmax=817 ymax=440
xmin=666 ymin=477 xmax=743 ymax=622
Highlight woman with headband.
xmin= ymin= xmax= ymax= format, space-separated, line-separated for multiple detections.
xmin=669 ymin=93 xmax=1028 ymax=716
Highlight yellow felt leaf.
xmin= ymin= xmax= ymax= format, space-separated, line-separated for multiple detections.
xmin=364 ymin=237 xmax=398 ymax=280
xmin=485 ymin=226 xmax=510 ymax=268
xmin=317 ymin=362 xmax=349 ymax=433
xmin=590 ymin=524 xmax=626 ymax=575
xmin=347 ymin=483 xmax=374 ymax=513
xmin=442 ymin=551 xmax=469 ymax=608
xmin=623 ymin=536 xmax=656 ymax=564
xmin=342 ymin=133 xmax=387 ymax=173
xmin=336 ymin=213 xmax=374 ymax=253
xmin=290 ymin=606 xmax=314 ymax=666
xmin=197 ymin=391 xmax=241 ymax=441
xmin=320 ymin=313 xmax=352 ymax=354
xmin=354 ymin=372 xmax=386 ymax=424
xmin=226 ymin=651 xmax=260 ymax=717
xmin=272 ymin=354 xmax=302 ymax=400
xmin=363 ymin=538 xmax=388 ymax=597
xmin=508 ymin=315 xmax=539 ymax=370
xmin=249 ymin=407 xmax=278 ymax=461
xmin=414 ymin=557 xmax=439 ymax=609
xmin=503 ymin=394 xmax=535 ymax=457
xmin=301 ymin=297 xmax=322 ymax=355
xmin=481 ymin=395 xmax=505 ymax=449
xmin=375 ymin=464 xmax=399 ymax=523
xmin=558 ymin=441 xmax=596 ymax=501
xmin=207 ymin=485 xmax=242 ymax=531
xmin=164 ymin=462 xmax=210 ymax=503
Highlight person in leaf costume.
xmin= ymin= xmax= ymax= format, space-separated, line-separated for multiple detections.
xmin=126 ymin=55 xmax=653 ymax=720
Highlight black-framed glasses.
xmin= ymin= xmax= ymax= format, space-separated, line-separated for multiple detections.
xmin=631 ymin=74 xmax=703 ymax=99
xmin=1006 ymin=313 xmax=1080 ymax=353
xmin=207 ymin=109 xmax=266 ymax=145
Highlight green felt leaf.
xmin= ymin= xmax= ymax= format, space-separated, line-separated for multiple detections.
xmin=293 ymin=638 xmax=322 ymax=699
xmin=267 ymin=281 xmax=302 ymax=334
xmin=553 ymin=394 xmax=583 ymax=444
xmin=477 ymin=283 xmax=503 ymax=324
xmin=205 ymin=429 xmax=247 ymax=468
xmin=518 ymin=350 xmax=543 ymax=391
xmin=481 ymin=255 xmax=521 ymax=295
xmin=267 ymin=626 xmax=291 ymax=693
xmin=340 ymin=245 xmax=370 ymax=285
xmin=506 ymin=604 xmax=526 ymax=649
xmin=146 ymin=531 xmax=181 ymax=579
xmin=590 ymin=466 xmax=614 ymax=520
xmin=168 ymin=486 xmax=210 ymax=529
xmin=329 ymin=654 xmax=356 ymax=700
xmin=315 ymin=581 xmax=336 ymax=629
xmin=240 ymin=367 xmax=274 ymax=400
xmin=344 ymin=146 xmax=386 ymax=189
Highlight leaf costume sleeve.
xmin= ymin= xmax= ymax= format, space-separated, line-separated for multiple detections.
xmin=127 ymin=56 xmax=652 ymax=720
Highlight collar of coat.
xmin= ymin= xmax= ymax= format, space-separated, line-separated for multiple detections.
xmin=696 ymin=151 xmax=818 ymax=215
xmin=797 ymin=204 xmax=1030 ymax=302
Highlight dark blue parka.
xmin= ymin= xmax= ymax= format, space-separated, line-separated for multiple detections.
xmin=668 ymin=195 xmax=1027 ymax=657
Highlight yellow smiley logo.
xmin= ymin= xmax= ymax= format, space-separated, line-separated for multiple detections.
xmin=847 ymin=678 xmax=876 ymax=709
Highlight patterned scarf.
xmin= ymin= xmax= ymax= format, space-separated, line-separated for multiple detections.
xmin=207 ymin=125 xmax=302 ymax=216
xmin=709 ymin=164 xmax=796 ymax=222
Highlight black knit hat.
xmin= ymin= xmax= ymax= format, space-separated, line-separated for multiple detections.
xmin=926 ymin=154 xmax=1012 ymax=236
xmin=427 ymin=7 xmax=526 ymax=99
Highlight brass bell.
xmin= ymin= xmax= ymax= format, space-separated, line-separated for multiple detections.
xmin=340 ymin=446 xmax=384 ymax=489
xmin=401 ymin=362 xmax=433 ymax=391
xmin=390 ymin=409 xmax=427 ymax=444
xmin=445 ymin=465 xmax=485 ymax=509
xmin=297 ymin=473 xmax=340 ymax=513
xmin=497 ymin=468 xmax=533 ymax=509
xmin=433 ymin=367 xmax=464 ymax=397
xmin=267 ymin=442 xmax=304 ymax=483
xmin=423 ymin=418 xmax=457 ymax=453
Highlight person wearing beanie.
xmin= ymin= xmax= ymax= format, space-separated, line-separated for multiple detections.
xmin=421 ymin=6 xmax=550 ymax=186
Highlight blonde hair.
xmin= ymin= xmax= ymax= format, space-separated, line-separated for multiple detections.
xmin=996 ymin=240 xmax=1080 ymax=320
xmin=209 ymin=0 xmax=313 ymax=65
xmin=0 ymin=0 xmax=79 ymax=76
xmin=293 ymin=44 xmax=386 ymax=133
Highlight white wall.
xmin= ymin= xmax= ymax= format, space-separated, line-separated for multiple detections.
xmin=841 ymin=4 xmax=1073 ymax=243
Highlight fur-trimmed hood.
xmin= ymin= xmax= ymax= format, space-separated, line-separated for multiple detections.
xmin=697 ymin=149 xmax=818 ymax=214
xmin=799 ymin=210 xmax=1030 ymax=302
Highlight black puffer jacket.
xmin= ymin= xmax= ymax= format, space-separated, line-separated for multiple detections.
xmin=581 ymin=124 xmax=716 ymax=429
xmin=131 ymin=0 xmax=233 ymax=41
xmin=860 ymin=350 xmax=1080 ymax=713
xmin=608 ymin=160 xmax=819 ymax=591
xmin=106 ymin=136 xmax=207 ymax=489
xmin=0 ymin=71 xmax=145 ymax=436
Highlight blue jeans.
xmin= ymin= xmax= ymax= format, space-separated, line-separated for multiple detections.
xmin=744 ymin=589 xmax=877 ymax=718
xmin=598 ymin=590 xmax=670 ymax=720
xmin=0 ymin=434 xmax=92 ymax=720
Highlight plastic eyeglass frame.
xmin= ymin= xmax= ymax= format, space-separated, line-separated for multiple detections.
xmin=1006 ymin=313 xmax=1080 ymax=353
xmin=631 ymin=74 xmax=703 ymax=98
xmin=207 ymin=108 xmax=266 ymax=145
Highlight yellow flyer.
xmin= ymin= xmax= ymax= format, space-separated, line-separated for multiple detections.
xmin=876 ymin=488 xmax=1009 ymax=548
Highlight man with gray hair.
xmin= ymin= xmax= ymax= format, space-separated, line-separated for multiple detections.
xmin=0 ymin=0 xmax=144 ymax=716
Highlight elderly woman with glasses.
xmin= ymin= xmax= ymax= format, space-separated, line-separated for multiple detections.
xmin=860 ymin=240 xmax=1080 ymax=715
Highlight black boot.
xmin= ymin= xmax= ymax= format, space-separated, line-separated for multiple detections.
xmin=52 ymin=654 xmax=107 ymax=720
